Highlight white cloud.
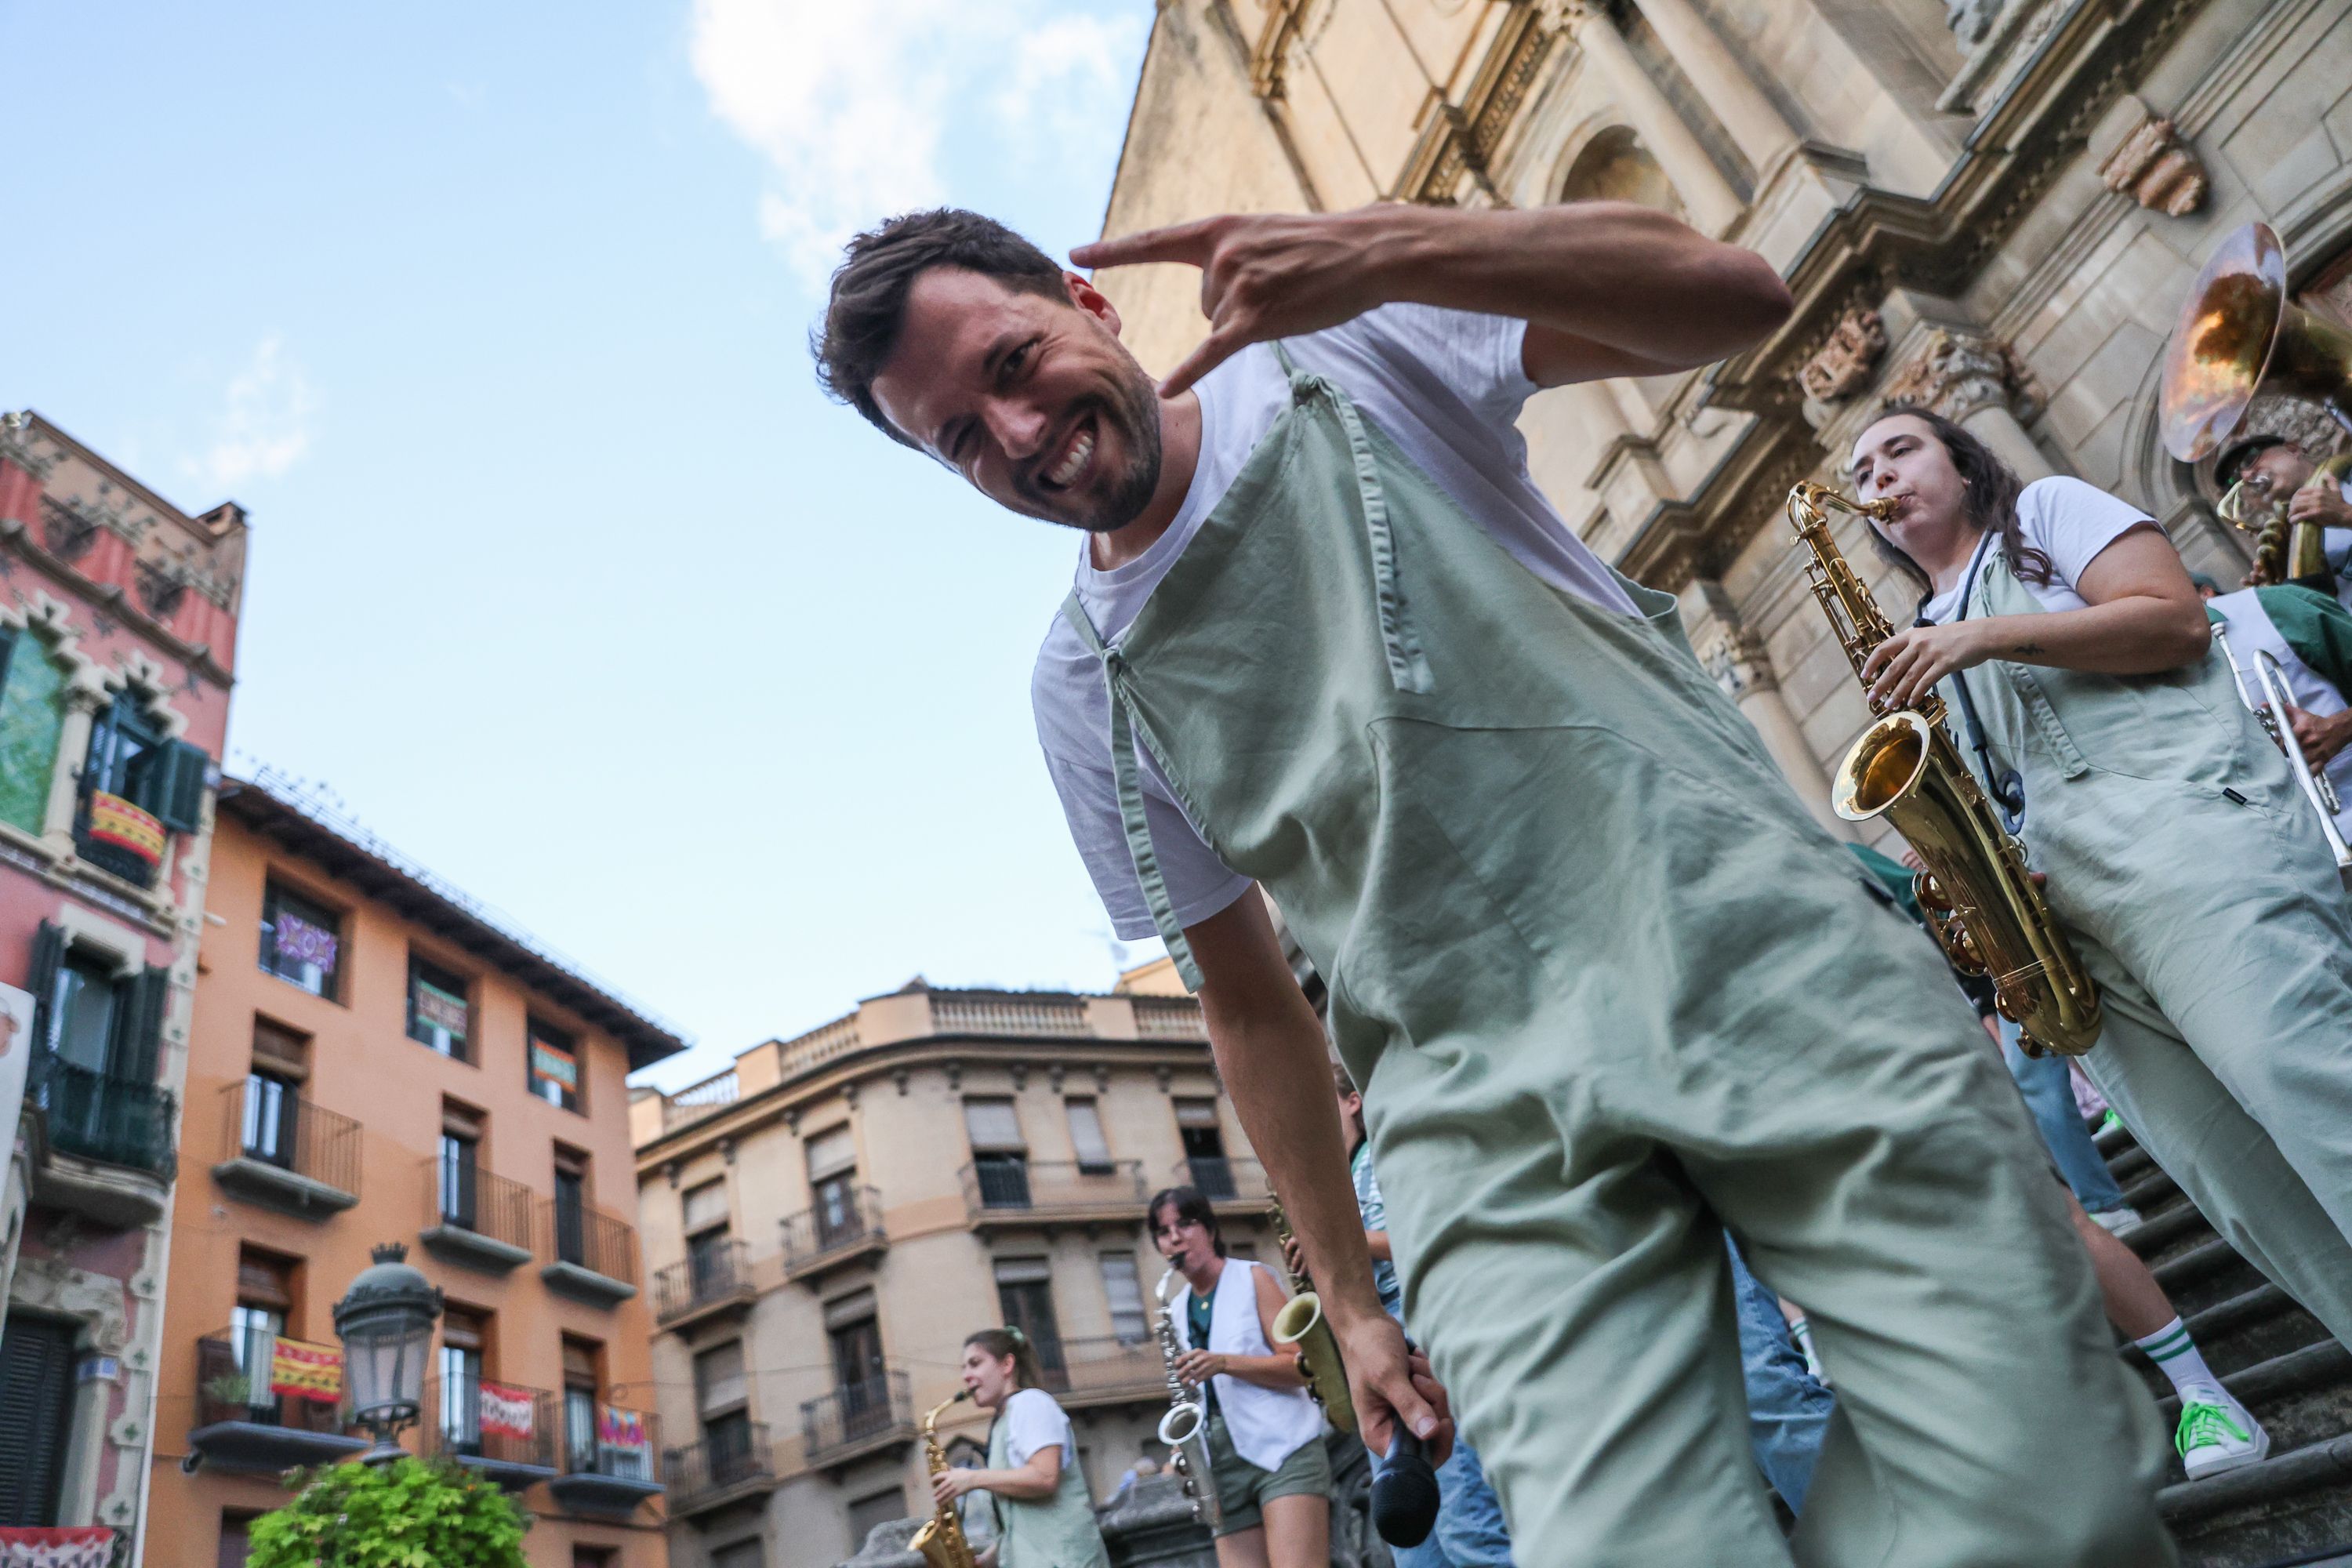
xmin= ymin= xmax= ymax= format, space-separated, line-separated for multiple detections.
xmin=688 ymin=0 xmax=1143 ymax=285
xmin=191 ymin=335 xmax=317 ymax=490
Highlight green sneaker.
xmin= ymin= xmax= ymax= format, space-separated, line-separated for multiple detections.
xmin=2100 ymin=1109 xmax=2122 ymax=1135
xmin=2176 ymin=1392 xmax=2269 ymax=1481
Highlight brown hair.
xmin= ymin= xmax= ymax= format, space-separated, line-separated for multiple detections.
xmin=813 ymin=208 xmax=1073 ymax=447
xmin=1146 ymin=1185 xmax=1226 ymax=1258
xmin=1863 ymin=405 xmax=2055 ymax=603
xmin=964 ymin=1327 xmax=1046 ymax=1392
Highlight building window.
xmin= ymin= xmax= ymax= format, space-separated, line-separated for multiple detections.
xmin=439 ymin=1306 xmax=488 ymax=1454
xmin=683 ymin=1178 xmax=732 ymax=1284
xmin=847 ymin=1490 xmax=907 ymax=1553
xmin=1099 ymin=1253 xmax=1149 ymax=1344
xmin=229 ymin=1247 xmax=297 ymax=1422
xmin=1065 ymin=1098 xmax=1113 ymax=1174
xmin=1174 ymin=1099 xmax=1232 ymax=1198
xmin=407 ymin=956 xmax=471 ymax=1060
xmin=572 ymin=1549 xmax=618 ymax=1568
xmin=44 ymin=946 xmax=126 ymax=1075
xmin=260 ymin=882 xmax=343 ymax=1000
xmin=439 ymin=1102 xmax=485 ymax=1228
xmin=806 ymin=1125 xmax=859 ymax=1245
xmin=695 ymin=1339 xmax=750 ymax=1464
xmin=561 ymin=1337 xmax=602 ymax=1473
xmin=713 ymin=1542 xmax=764 ymax=1568
xmin=0 ymin=626 xmax=67 ymax=836
xmin=964 ymin=1098 xmax=1028 ymax=1207
xmin=526 ymin=1017 xmax=580 ymax=1112
xmin=218 ymin=1513 xmax=258 ymax=1568
xmin=27 ymin=922 xmax=170 ymax=1164
xmin=552 ymin=1145 xmax=591 ymax=1266
xmin=241 ymin=1068 xmax=300 ymax=1170
xmin=0 ymin=1313 xmax=78 ymax=1526
xmin=75 ymin=689 xmax=205 ymax=885
xmin=993 ymin=1258 xmax=1066 ymax=1386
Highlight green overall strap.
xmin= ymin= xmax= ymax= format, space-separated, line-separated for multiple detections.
xmin=1061 ymin=590 xmax=1204 ymax=990
xmin=1272 ymin=341 xmax=1434 ymax=695
xmin=1969 ymin=552 xmax=2090 ymax=781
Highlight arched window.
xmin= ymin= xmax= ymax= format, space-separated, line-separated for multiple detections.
xmin=1556 ymin=125 xmax=1683 ymax=218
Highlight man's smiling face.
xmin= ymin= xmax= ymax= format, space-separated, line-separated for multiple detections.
xmin=869 ymin=267 xmax=1164 ymax=533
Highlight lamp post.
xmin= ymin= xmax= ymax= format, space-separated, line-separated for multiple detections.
xmin=333 ymin=1242 xmax=443 ymax=1465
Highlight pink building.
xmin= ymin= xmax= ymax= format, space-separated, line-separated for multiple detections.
xmin=0 ymin=410 xmax=245 ymax=1556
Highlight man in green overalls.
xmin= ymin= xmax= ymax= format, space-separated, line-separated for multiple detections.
xmin=815 ymin=205 xmax=2175 ymax=1566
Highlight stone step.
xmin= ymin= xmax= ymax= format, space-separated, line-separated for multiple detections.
xmin=2153 ymin=1342 xmax=2352 ymax=1474
xmin=2125 ymin=1287 xmax=2335 ymax=1394
xmin=2164 ymin=1432 xmax=2352 ymax=1567
xmin=2155 ymin=1237 xmax=2277 ymax=1321
xmin=2110 ymin=1138 xmax=2158 ymax=1186
xmin=2121 ymin=1161 xmax=2183 ymax=1215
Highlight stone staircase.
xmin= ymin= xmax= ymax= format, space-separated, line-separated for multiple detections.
xmin=2100 ymin=1120 xmax=2352 ymax=1566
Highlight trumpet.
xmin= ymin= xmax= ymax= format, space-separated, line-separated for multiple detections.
xmin=2213 ymin=621 xmax=2352 ymax=870
xmin=1152 ymin=1268 xmax=1224 ymax=1530
xmin=1268 ymin=1200 xmax=1356 ymax=1433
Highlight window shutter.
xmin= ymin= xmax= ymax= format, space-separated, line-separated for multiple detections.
xmin=144 ymin=739 xmax=210 ymax=834
xmin=694 ymin=1341 xmax=746 ymax=1414
xmin=805 ymin=1126 xmax=856 ymax=1180
xmin=1173 ymin=1099 xmax=1220 ymax=1129
xmin=26 ymin=923 xmax=64 ymax=1056
xmin=681 ymin=1181 xmax=730 ymax=1235
xmin=0 ymin=1315 xmax=78 ymax=1526
xmin=111 ymin=964 xmax=169 ymax=1085
xmin=1065 ymin=1099 xmax=1112 ymax=1168
xmin=962 ymin=1098 xmax=1023 ymax=1152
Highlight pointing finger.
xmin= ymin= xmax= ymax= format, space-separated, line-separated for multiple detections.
xmin=1158 ymin=321 xmax=1253 ymax=400
xmin=1071 ymin=217 xmax=1221 ymax=272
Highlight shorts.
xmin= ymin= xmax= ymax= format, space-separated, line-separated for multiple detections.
xmin=1206 ymin=1410 xmax=1330 ymax=1537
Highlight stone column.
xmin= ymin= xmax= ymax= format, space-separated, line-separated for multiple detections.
xmin=1566 ymin=9 xmax=1744 ymax=234
xmin=1624 ymin=0 xmax=1798 ymax=176
xmin=1694 ymin=598 xmax=1855 ymax=841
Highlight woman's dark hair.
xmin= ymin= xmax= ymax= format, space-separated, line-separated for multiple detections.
xmin=1861 ymin=404 xmax=2054 ymax=601
xmin=965 ymin=1327 xmax=1047 ymax=1392
xmin=1145 ymin=1185 xmax=1227 ymax=1258
xmin=813 ymin=208 xmax=1072 ymax=447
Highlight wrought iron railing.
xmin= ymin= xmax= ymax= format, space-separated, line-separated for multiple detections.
xmin=33 ymin=1054 xmax=176 ymax=1178
xmin=653 ymin=1238 xmax=753 ymax=1323
xmin=782 ymin=1185 xmax=885 ymax=1273
xmin=542 ymin=1195 xmax=637 ymax=1284
xmin=1174 ymin=1156 xmax=1266 ymax=1203
xmin=564 ymin=1399 xmax=659 ymax=1482
xmin=193 ymin=1329 xmax=351 ymax=1434
xmin=958 ymin=1158 xmax=1144 ymax=1216
xmin=221 ymin=1079 xmax=361 ymax=1195
xmin=801 ymin=1369 xmax=913 ymax=1463
xmin=425 ymin=1374 xmax=557 ymax=1472
xmin=423 ymin=1157 xmax=534 ymax=1252
xmin=666 ymin=1421 xmax=775 ymax=1508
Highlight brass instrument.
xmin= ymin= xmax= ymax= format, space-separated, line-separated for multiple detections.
xmin=909 ymin=1391 xmax=980 ymax=1568
xmin=1267 ymin=1200 xmax=1356 ymax=1433
xmin=1786 ymin=481 xmax=2104 ymax=1057
xmin=2212 ymin=621 xmax=2352 ymax=871
xmin=1152 ymin=1267 xmax=1225 ymax=1531
xmin=2220 ymin=452 xmax=2352 ymax=587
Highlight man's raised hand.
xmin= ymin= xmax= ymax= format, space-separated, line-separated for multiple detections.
xmin=1073 ymin=210 xmax=1400 ymax=397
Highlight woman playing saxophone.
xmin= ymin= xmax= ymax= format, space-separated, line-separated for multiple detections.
xmin=929 ymin=1328 xmax=1109 ymax=1568
xmin=1848 ymin=406 xmax=2352 ymax=1357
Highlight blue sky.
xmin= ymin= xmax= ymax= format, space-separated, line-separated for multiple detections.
xmin=2 ymin=1 xmax=1160 ymax=1091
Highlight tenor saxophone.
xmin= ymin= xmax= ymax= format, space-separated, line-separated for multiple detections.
xmin=909 ymin=1391 xmax=980 ymax=1568
xmin=1153 ymin=1267 xmax=1225 ymax=1531
xmin=1786 ymin=481 xmax=2103 ymax=1057
xmin=1267 ymin=1200 xmax=1356 ymax=1434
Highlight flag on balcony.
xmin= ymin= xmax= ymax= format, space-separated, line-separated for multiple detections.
xmin=268 ymin=1337 xmax=343 ymax=1403
xmin=87 ymin=791 xmax=165 ymax=866
xmin=477 ymin=1381 xmax=535 ymax=1439
xmin=0 ymin=1526 xmax=118 ymax=1567
xmin=597 ymin=1404 xmax=646 ymax=1454
xmin=272 ymin=910 xmax=339 ymax=971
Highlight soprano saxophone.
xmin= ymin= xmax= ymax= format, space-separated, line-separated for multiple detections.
xmin=909 ymin=1391 xmax=980 ymax=1568
xmin=1267 ymin=1200 xmax=1356 ymax=1433
xmin=1153 ymin=1268 xmax=1225 ymax=1531
xmin=1787 ymin=481 xmax=2103 ymax=1056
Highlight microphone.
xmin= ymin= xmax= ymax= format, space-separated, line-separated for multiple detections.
xmin=1370 ymin=1428 xmax=1441 ymax=1548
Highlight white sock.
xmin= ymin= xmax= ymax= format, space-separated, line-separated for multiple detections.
xmin=2136 ymin=1318 xmax=2220 ymax=1400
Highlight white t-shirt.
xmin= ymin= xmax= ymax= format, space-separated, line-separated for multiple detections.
xmin=997 ymin=1386 xmax=1076 ymax=1468
xmin=1032 ymin=304 xmax=1642 ymax=941
xmin=1918 ymin=477 xmax=2154 ymax=624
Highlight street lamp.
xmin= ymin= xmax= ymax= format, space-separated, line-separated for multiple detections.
xmin=333 ymin=1242 xmax=444 ymax=1465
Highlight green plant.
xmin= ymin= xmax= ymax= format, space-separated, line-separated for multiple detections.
xmin=201 ymin=1373 xmax=252 ymax=1407
xmin=244 ymin=1455 xmax=528 ymax=1568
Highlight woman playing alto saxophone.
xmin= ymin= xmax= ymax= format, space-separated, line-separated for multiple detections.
xmin=1849 ymin=407 xmax=2352 ymax=1364
xmin=930 ymin=1328 xmax=1109 ymax=1568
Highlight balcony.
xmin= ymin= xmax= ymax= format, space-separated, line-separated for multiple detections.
xmin=781 ymin=1185 xmax=887 ymax=1283
xmin=653 ymin=1240 xmax=756 ymax=1331
xmin=74 ymin=791 xmax=161 ymax=891
xmin=187 ymin=1330 xmax=368 ymax=1474
xmin=211 ymin=1080 xmax=360 ymax=1218
xmin=550 ymin=1403 xmax=663 ymax=1517
xmin=958 ymin=1158 xmax=1146 ymax=1231
xmin=801 ymin=1369 xmax=915 ymax=1473
xmin=27 ymin=1054 xmax=176 ymax=1228
xmin=1041 ymin=1334 xmax=1164 ymax=1410
xmin=539 ymin=1196 xmax=638 ymax=1307
xmin=666 ymin=1422 xmax=778 ymax=1522
xmin=419 ymin=1160 xmax=535 ymax=1273
xmin=424 ymin=1375 xmax=558 ymax=1490
xmin=1174 ymin=1156 xmax=1270 ymax=1210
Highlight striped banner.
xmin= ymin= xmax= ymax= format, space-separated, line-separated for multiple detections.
xmin=477 ymin=1381 xmax=535 ymax=1440
xmin=268 ymin=1337 xmax=343 ymax=1403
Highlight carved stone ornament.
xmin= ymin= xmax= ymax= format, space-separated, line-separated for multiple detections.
xmin=1798 ymin=310 xmax=1890 ymax=403
xmin=2098 ymin=114 xmax=2207 ymax=217
xmin=1878 ymin=329 xmax=2045 ymax=426
xmin=1696 ymin=625 xmax=1776 ymax=702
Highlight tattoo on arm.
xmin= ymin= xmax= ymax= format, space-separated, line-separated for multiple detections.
xmin=2010 ymin=641 xmax=2045 ymax=656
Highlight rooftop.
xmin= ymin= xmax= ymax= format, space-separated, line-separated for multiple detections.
xmin=218 ymin=768 xmax=689 ymax=1070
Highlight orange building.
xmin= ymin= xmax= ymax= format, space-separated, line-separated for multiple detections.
xmin=147 ymin=775 xmax=684 ymax=1567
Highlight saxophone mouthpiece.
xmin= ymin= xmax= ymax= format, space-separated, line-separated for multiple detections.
xmin=953 ymin=1388 xmax=972 ymax=1403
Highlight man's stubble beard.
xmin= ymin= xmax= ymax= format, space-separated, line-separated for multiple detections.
xmin=1025 ymin=350 xmax=1164 ymax=535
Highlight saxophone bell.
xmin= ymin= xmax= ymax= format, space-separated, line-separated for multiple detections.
xmin=1266 ymin=1201 xmax=1357 ymax=1435
xmin=1154 ymin=1268 xmax=1225 ymax=1532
